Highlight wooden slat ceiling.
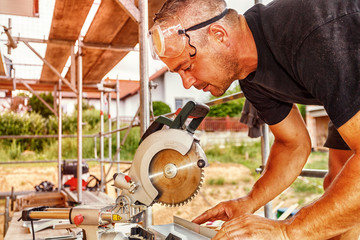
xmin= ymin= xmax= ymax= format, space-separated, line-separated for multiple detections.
xmin=39 ymin=0 xmax=94 ymax=82
xmin=41 ymin=0 xmax=165 ymax=85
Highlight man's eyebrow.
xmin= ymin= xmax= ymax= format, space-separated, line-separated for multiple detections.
xmin=171 ymin=60 xmax=188 ymax=73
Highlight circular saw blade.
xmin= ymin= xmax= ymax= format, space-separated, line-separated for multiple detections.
xmin=149 ymin=147 xmax=204 ymax=207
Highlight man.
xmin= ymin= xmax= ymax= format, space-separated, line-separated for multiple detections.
xmin=149 ymin=0 xmax=360 ymax=239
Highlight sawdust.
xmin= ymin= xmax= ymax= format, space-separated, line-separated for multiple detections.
xmin=0 ymin=163 xmax=322 ymax=239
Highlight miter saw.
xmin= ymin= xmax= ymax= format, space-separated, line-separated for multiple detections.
xmin=21 ymin=101 xmax=215 ymax=240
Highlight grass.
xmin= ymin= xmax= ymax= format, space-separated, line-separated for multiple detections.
xmin=205 ymin=139 xmax=328 ymax=194
xmin=207 ymin=177 xmax=225 ymax=186
xmin=290 ymin=150 xmax=327 ymax=194
xmin=292 ymin=178 xmax=324 ymax=194
xmin=205 ymin=140 xmax=263 ymax=177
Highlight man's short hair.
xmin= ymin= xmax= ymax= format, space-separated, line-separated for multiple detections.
xmin=154 ymin=0 xmax=236 ymax=46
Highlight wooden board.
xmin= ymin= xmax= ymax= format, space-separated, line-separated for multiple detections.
xmin=64 ymin=0 xmax=166 ymax=83
xmin=16 ymin=191 xmax=68 ymax=211
xmin=0 ymin=48 xmax=7 ymax=76
xmin=0 ymin=81 xmax=103 ymax=92
xmin=64 ymin=0 xmax=131 ymax=83
xmin=39 ymin=0 xmax=93 ymax=82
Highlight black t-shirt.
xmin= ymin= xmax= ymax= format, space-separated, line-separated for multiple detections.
xmin=241 ymin=0 xmax=360 ymax=128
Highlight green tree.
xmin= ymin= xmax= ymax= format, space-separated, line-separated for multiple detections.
xmin=297 ymin=104 xmax=306 ymax=119
xmin=152 ymin=101 xmax=171 ymax=116
xmin=28 ymin=92 xmax=54 ymax=118
xmin=208 ymin=85 xmax=245 ymax=117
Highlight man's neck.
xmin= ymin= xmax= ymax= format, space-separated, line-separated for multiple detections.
xmin=236 ymin=15 xmax=258 ymax=80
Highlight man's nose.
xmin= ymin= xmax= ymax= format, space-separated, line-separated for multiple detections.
xmin=180 ymin=73 xmax=196 ymax=89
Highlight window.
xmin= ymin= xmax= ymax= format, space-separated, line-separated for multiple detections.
xmin=175 ymin=98 xmax=194 ymax=110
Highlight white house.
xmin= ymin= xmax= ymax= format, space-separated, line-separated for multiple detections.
xmin=86 ymin=67 xmax=211 ymax=118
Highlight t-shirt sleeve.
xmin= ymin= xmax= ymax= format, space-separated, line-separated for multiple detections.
xmin=240 ymin=79 xmax=293 ymax=125
xmin=295 ymin=13 xmax=360 ymax=128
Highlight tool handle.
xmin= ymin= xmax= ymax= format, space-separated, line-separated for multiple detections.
xmin=140 ymin=101 xmax=209 ymax=143
xmin=170 ymin=101 xmax=209 ymax=133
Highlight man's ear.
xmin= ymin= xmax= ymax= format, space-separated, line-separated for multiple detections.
xmin=208 ymin=24 xmax=229 ymax=44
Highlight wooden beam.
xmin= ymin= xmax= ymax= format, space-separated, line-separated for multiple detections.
xmin=40 ymin=0 xmax=93 ymax=82
xmin=76 ymin=0 xmax=166 ymax=83
xmin=0 ymin=48 xmax=7 ymax=76
xmin=116 ymin=0 xmax=140 ymax=23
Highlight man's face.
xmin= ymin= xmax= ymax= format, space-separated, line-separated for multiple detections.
xmin=161 ymin=38 xmax=234 ymax=97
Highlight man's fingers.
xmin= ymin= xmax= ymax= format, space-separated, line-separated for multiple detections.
xmin=192 ymin=211 xmax=211 ymax=224
xmin=193 ymin=207 xmax=223 ymax=224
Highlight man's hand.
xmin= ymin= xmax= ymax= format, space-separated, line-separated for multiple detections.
xmin=212 ymin=214 xmax=289 ymax=240
xmin=192 ymin=196 xmax=255 ymax=224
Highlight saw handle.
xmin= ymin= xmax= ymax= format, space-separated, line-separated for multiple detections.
xmin=140 ymin=101 xmax=209 ymax=143
xmin=170 ymin=101 xmax=210 ymax=133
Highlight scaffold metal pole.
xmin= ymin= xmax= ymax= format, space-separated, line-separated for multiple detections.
xmin=108 ymin=93 xmax=112 ymax=181
xmin=138 ymin=0 xmax=151 ymax=228
xmin=100 ymin=87 xmax=105 ymax=191
xmin=116 ymin=78 xmax=121 ymax=196
xmin=261 ymin=124 xmax=273 ymax=219
xmin=77 ymin=39 xmax=83 ymax=203
xmin=58 ymin=79 xmax=62 ymax=192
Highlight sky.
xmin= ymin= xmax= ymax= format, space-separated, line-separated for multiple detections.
xmin=0 ymin=0 xmax=272 ymax=81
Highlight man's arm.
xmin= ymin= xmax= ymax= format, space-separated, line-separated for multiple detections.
xmin=246 ymin=104 xmax=312 ymax=211
xmin=286 ymin=110 xmax=360 ymax=239
xmin=194 ymin=104 xmax=311 ymax=224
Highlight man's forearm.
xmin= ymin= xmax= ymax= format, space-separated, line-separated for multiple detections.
xmin=285 ymin=153 xmax=360 ymax=239
xmin=247 ymin=140 xmax=310 ymax=212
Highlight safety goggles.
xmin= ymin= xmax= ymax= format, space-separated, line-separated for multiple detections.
xmin=149 ymin=8 xmax=229 ymax=59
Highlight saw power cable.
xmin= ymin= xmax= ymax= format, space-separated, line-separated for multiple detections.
xmin=31 ymin=220 xmax=35 ymax=240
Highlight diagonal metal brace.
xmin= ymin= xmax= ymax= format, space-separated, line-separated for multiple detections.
xmin=116 ymin=0 xmax=140 ymax=23
xmin=22 ymin=80 xmax=58 ymax=117
xmin=22 ymin=41 xmax=78 ymax=94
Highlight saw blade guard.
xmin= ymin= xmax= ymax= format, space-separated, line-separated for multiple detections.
xmin=127 ymin=129 xmax=201 ymax=206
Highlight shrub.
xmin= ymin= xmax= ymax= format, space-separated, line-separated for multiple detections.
xmin=9 ymin=140 xmax=21 ymax=160
xmin=108 ymin=127 xmax=141 ymax=160
xmin=47 ymin=115 xmax=59 ymax=135
xmin=28 ymin=92 xmax=55 ymax=118
xmin=0 ymin=112 xmax=48 ymax=151
xmin=24 ymin=113 xmax=48 ymax=151
xmin=152 ymin=101 xmax=171 ymax=116
xmin=83 ymin=109 xmax=101 ymax=130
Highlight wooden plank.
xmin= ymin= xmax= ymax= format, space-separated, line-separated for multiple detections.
xmin=64 ymin=0 xmax=131 ymax=83
xmin=65 ymin=0 xmax=166 ymax=83
xmin=0 ymin=48 xmax=7 ymax=76
xmin=0 ymin=81 xmax=102 ymax=92
xmin=16 ymin=192 xmax=68 ymax=211
xmin=39 ymin=44 xmax=71 ymax=82
xmin=83 ymin=18 xmax=136 ymax=82
xmin=40 ymin=0 xmax=93 ymax=82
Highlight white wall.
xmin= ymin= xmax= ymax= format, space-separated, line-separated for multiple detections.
xmin=163 ymin=72 xmax=210 ymax=111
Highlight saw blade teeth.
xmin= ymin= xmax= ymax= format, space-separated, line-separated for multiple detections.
xmin=151 ymin=148 xmax=206 ymax=207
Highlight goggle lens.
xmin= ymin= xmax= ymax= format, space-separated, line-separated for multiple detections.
xmin=149 ymin=22 xmax=186 ymax=59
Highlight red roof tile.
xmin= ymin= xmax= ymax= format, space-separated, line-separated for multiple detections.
xmin=83 ymin=67 xmax=168 ymax=100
